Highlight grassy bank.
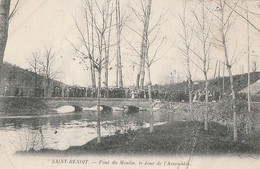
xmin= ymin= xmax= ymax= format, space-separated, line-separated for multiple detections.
xmin=0 ymin=97 xmax=50 ymax=116
xmin=20 ymin=121 xmax=260 ymax=155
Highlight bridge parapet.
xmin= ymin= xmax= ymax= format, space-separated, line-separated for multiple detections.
xmin=45 ymin=98 xmax=150 ymax=109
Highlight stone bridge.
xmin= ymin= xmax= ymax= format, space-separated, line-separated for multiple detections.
xmin=44 ymin=97 xmax=150 ymax=109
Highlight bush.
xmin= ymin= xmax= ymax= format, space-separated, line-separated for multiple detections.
xmin=213 ymin=96 xmax=258 ymax=134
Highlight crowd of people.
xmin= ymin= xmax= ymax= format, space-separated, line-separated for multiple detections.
xmin=1 ymin=84 xmax=235 ymax=103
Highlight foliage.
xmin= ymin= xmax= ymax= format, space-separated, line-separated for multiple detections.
xmin=212 ymin=96 xmax=258 ymax=134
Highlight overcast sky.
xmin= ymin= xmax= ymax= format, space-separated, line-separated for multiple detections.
xmin=4 ymin=0 xmax=260 ymax=87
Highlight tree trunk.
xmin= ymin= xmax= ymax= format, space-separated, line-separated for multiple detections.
xmin=97 ymin=69 xmax=101 ymax=143
xmin=90 ymin=1 xmax=96 ymax=89
xmin=188 ymin=72 xmax=193 ymax=120
xmin=223 ymin=61 xmax=225 ymax=94
xmin=204 ymin=72 xmax=208 ymax=130
xmin=147 ymin=66 xmax=153 ymax=133
xmin=222 ymin=33 xmax=237 ymax=141
xmin=246 ymin=4 xmax=251 ymax=134
xmin=189 ymin=86 xmax=193 ymax=119
xmin=136 ymin=0 xmax=152 ymax=89
xmin=105 ymin=51 xmax=109 ymax=92
xmin=118 ymin=49 xmax=123 ymax=88
xmin=0 ymin=0 xmax=10 ymax=87
xmin=136 ymin=59 xmax=142 ymax=89
xmin=227 ymin=64 xmax=237 ymax=141
xmin=116 ymin=0 xmax=123 ymax=89
xmin=116 ymin=55 xmax=119 ymax=87
xmin=140 ymin=0 xmax=152 ymax=90
xmin=104 ymin=55 xmax=108 ymax=97
xmin=140 ymin=58 xmax=145 ymax=90
xmin=105 ymin=7 xmax=112 ymax=97
xmin=90 ymin=59 xmax=96 ymax=88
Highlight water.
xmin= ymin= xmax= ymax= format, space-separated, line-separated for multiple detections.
xmin=0 ymin=110 xmax=169 ymax=155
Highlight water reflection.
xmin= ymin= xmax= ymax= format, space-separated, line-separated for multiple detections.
xmin=0 ymin=109 xmax=168 ymax=155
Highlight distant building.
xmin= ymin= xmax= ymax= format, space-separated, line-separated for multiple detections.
xmin=239 ymin=79 xmax=260 ymax=95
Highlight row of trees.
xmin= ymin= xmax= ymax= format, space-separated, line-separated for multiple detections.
xmin=0 ymin=0 xmax=162 ymax=143
xmin=67 ymin=0 xmax=167 ymax=140
xmin=178 ymin=0 xmax=260 ymax=141
xmin=1 ymin=0 xmax=260 ymax=144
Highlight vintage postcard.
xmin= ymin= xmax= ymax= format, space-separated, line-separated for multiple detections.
xmin=0 ymin=0 xmax=260 ymax=168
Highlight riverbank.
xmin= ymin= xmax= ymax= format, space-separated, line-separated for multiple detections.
xmin=0 ymin=97 xmax=50 ymax=116
xmin=19 ymin=121 xmax=260 ymax=156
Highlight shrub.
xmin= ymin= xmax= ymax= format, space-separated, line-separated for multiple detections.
xmin=213 ymin=96 xmax=258 ymax=134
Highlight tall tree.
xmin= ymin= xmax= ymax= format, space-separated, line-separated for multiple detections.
xmin=222 ymin=3 xmax=260 ymax=134
xmin=178 ymin=0 xmax=194 ymax=120
xmin=213 ymin=0 xmax=240 ymax=141
xmin=104 ymin=1 xmax=113 ymax=97
xmin=40 ymin=47 xmax=59 ymax=97
xmin=115 ymin=0 xmax=124 ymax=88
xmin=131 ymin=0 xmax=152 ymax=90
xmin=140 ymin=0 xmax=152 ymax=91
xmin=89 ymin=0 xmax=96 ymax=89
xmin=0 ymin=0 xmax=20 ymax=88
xmin=127 ymin=0 xmax=167 ymax=132
xmin=0 ymin=0 xmax=11 ymax=87
xmin=246 ymin=2 xmax=251 ymax=134
xmin=70 ymin=0 xmax=97 ymax=89
xmin=191 ymin=0 xmax=212 ymax=130
xmin=68 ymin=0 xmax=114 ymax=143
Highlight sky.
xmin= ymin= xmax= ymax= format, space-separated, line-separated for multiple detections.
xmin=4 ymin=0 xmax=260 ymax=87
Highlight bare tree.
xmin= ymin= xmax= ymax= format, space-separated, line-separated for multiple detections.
xmin=28 ymin=51 xmax=42 ymax=87
xmin=115 ymin=0 xmax=124 ymax=88
xmin=89 ymin=0 xmax=97 ymax=89
xmin=68 ymin=0 xmax=114 ymax=143
xmin=224 ymin=1 xmax=260 ymax=33
xmin=127 ymin=0 xmax=168 ymax=133
xmin=178 ymin=0 xmax=194 ymax=120
xmin=40 ymin=47 xmax=59 ymax=97
xmin=213 ymin=0 xmax=240 ymax=141
xmin=139 ymin=0 xmax=152 ymax=91
xmin=246 ymin=2 xmax=252 ymax=134
xmin=223 ymin=2 xmax=260 ymax=135
xmin=93 ymin=0 xmax=114 ymax=143
xmin=129 ymin=0 xmax=152 ymax=90
xmin=190 ymin=0 xmax=212 ymax=130
xmin=69 ymin=1 xmax=97 ymax=89
xmin=104 ymin=1 xmax=113 ymax=97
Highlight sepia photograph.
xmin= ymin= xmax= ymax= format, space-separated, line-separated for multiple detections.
xmin=0 ymin=0 xmax=260 ymax=168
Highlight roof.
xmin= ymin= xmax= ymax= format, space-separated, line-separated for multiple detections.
xmin=239 ymin=79 xmax=260 ymax=94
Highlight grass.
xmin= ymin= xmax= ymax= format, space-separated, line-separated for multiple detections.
xmin=20 ymin=121 xmax=260 ymax=156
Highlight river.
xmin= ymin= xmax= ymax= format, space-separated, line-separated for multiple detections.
xmin=0 ymin=109 xmax=170 ymax=155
